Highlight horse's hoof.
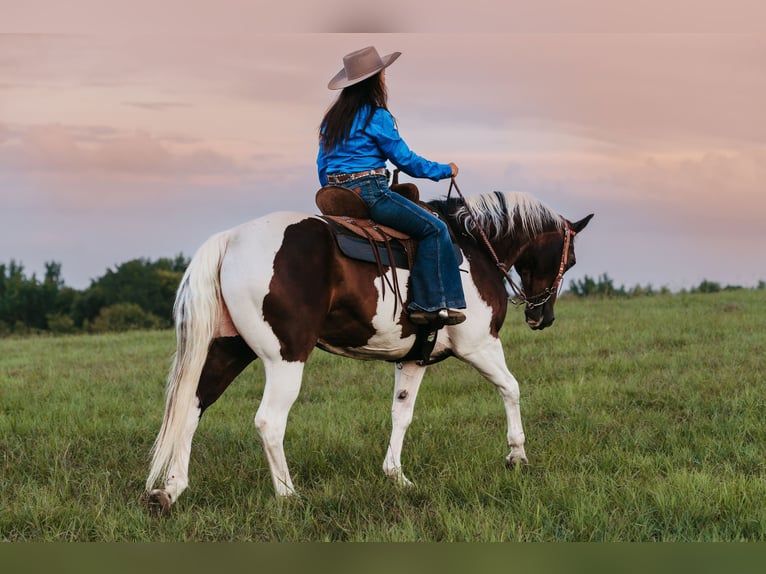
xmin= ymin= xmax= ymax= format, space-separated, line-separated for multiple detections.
xmin=393 ymin=475 xmax=415 ymax=489
xmin=385 ymin=469 xmax=415 ymax=488
xmin=275 ymin=491 xmax=299 ymax=500
xmin=505 ymin=454 xmax=529 ymax=469
xmin=145 ymin=489 xmax=172 ymax=515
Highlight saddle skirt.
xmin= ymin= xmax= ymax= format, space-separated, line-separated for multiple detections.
xmin=315 ymin=184 xmax=462 ymax=270
xmin=322 ymin=215 xmax=414 ymax=269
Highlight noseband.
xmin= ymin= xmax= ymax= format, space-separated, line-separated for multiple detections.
xmin=447 ymin=178 xmax=575 ymax=310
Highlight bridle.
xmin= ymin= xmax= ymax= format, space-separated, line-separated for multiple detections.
xmin=508 ymin=223 xmax=575 ymax=309
xmin=447 ymin=178 xmax=576 ymax=310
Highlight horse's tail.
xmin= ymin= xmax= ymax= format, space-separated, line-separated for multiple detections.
xmin=145 ymin=229 xmax=231 ymax=491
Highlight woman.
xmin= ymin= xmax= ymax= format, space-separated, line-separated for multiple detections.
xmin=317 ymin=46 xmax=466 ymax=326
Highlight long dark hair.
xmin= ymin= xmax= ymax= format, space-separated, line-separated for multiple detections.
xmin=320 ymin=72 xmax=389 ymax=152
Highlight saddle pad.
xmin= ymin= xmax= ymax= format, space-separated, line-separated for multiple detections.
xmin=336 ymin=233 xmax=412 ymax=269
xmin=322 ymin=216 xmax=463 ymax=269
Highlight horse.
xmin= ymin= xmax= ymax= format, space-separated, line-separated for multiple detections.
xmin=144 ymin=188 xmax=593 ymax=512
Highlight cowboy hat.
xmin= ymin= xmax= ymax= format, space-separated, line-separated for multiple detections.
xmin=328 ymin=46 xmax=401 ymax=90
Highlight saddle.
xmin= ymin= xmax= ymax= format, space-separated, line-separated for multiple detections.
xmin=316 ymin=181 xmax=462 ymax=270
xmin=316 ymin=183 xmax=420 ymax=270
xmin=315 ymin=179 xmax=460 ymax=365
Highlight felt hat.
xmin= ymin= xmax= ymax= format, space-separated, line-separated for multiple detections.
xmin=328 ymin=46 xmax=401 ymax=90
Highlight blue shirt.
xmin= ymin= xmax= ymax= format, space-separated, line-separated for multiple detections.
xmin=317 ymin=106 xmax=452 ymax=187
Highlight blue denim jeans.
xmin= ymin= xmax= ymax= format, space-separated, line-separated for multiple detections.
xmin=348 ymin=174 xmax=466 ymax=312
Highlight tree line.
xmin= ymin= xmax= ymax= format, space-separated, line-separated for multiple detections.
xmin=566 ymin=273 xmax=766 ymax=298
xmin=1 ymin=259 xmax=763 ymax=337
xmin=0 ymin=256 xmax=188 ymax=336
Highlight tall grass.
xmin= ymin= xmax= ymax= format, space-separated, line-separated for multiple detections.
xmin=1 ymin=291 xmax=764 ymax=541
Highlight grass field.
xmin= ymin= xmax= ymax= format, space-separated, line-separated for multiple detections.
xmin=1 ymin=290 xmax=765 ymax=541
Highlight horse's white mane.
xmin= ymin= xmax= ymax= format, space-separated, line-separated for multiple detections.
xmin=455 ymin=191 xmax=564 ymax=241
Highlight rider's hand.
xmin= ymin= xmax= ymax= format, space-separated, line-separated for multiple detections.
xmin=449 ymin=162 xmax=459 ymax=177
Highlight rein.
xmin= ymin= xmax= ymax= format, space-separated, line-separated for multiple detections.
xmin=447 ymin=178 xmax=575 ymax=309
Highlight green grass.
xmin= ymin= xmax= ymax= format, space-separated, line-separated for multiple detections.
xmin=1 ymin=291 xmax=765 ymax=541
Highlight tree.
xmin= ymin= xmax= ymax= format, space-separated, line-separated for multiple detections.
xmin=87 ymin=303 xmax=163 ymax=333
xmin=72 ymin=255 xmax=188 ymax=328
xmin=693 ymin=280 xmax=721 ymax=294
xmin=1 ymin=255 xmax=189 ymax=336
xmin=0 ymin=260 xmax=68 ymax=332
xmin=568 ymin=273 xmax=627 ymax=298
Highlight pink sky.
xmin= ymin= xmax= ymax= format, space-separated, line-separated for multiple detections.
xmin=1 ymin=2 xmax=765 ymax=290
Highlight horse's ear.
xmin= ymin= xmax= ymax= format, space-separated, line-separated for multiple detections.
xmin=570 ymin=213 xmax=594 ymax=234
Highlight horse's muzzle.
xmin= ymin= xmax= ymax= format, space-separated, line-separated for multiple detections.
xmin=527 ymin=317 xmax=554 ymax=330
xmin=525 ymin=308 xmax=555 ymax=330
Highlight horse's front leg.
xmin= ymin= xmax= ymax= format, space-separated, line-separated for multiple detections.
xmin=462 ymin=339 xmax=528 ymax=467
xmin=383 ymin=361 xmax=427 ymax=487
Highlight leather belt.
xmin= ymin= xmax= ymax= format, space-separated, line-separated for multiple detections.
xmin=327 ymin=168 xmax=388 ymax=185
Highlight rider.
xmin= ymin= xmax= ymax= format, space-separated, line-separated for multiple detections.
xmin=317 ymin=46 xmax=466 ymax=326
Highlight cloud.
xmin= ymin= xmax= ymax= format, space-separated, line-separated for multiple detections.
xmin=0 ymin=123 xmax=245 ymax=179
xmin=2 ymin=1 xmax=764 ymax=34
xmin=394 ymin=34 xmax=766 ymax=149
xmin=123 ymin=101 xmax=192 ymax=111
xmin=495 ymin=145 xmax=766 ymax=239
xmin=628 ymin=148 xmax=766 ymax=228
xmin=2 ymin=31 xmax=764 ymax=291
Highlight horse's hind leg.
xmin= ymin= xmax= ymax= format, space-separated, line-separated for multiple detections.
xmin=254 ymin=360 xmax=304 ymax=496
xmin=147 ymin=399 xmax=200 ymax=512
xmin=383 ymin=361 xmax=427 ymax=487
xmin=147 ymin=336 xmax=256 ymax=512
xmin=218 ymin=214 xmax=332 ymax=497
xmin=462 ymin=339 xmax=528 ymax=467
xmin=196 ymin=336 xmax=257 ymax=413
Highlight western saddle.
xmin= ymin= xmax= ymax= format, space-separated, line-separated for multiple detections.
xmin=315 ymin=175 xmax=461 ymax=365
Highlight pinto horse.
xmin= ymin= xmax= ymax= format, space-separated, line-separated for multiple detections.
xmin=144 ymin=189 xmax=592 ymax=512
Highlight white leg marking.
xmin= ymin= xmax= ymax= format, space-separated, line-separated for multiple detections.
xmin=461 ymin=339 xmax=528 ymax=466
xmin=254 ymin=360 xmax=304 ymax=497
xmin=383 ymin=361 xmax=427 ymax=487
xmin=161 ymin=403 xmax=202 ymax=502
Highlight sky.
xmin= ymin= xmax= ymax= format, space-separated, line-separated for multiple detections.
xmin=1 ymin=1 xmax=765 ymax=291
